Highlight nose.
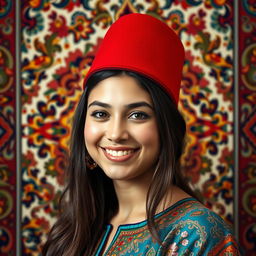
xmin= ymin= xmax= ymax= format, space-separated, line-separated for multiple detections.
xmin=106 ymin=116 xmax=128 ymax=142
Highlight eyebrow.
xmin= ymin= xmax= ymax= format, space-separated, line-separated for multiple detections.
xmin=88 ymin=101 xmax=153 ymax=110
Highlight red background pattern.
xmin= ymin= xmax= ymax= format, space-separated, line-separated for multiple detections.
xmin=0 ymin=0 xmax=256 ymax=255
xmin=0 ymin=0 xmax=17 ymax=255
xmin=238 ymin=1 xmax=256 ymax=255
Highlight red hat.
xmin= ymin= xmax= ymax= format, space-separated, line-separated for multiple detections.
xmin=84 ymin=13 xmax=185 ymax=105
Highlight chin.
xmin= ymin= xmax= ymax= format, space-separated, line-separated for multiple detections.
xmin=105 ymin=172 xmax=133 ymax=181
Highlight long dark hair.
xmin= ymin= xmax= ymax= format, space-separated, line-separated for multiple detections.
xmin=42 ymin=70 xmax=196 ymax=255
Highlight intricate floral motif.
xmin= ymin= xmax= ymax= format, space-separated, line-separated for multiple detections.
xmin=95 ymin=199 xmax=239 ymax=255
xmin=186 ymin=9 xmax=206 ymax=35
xmin=69 ymin=12 xmax=94 ymax=42
xmin=0 ymin=0 xmax=12 ymax=18
xmin=0 ymin=46 xmax=14 ymax=93
xmin=22 ymin=8 xmax=44 ymax=36
xmin=241 ymin=43 xmax=256 ymax=90
xmin=0 ymin=0 xmax=16 ymax=254
xmin=48 ymin=12 xmax=69 ymax=38
xmin=238 ymin=1 xmax=256 ymax=254
xmin=242 ymin=0 xmax=256 ymax=17
xmin=211 ymin=3 xmax=233 ymax=33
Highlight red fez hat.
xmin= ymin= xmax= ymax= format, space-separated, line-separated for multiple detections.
xmin=84 ymin=13 xmax=185 ymax=105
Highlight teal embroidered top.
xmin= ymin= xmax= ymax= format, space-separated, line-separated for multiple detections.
xmin=94 ymin=198 xmax=240 ymax=255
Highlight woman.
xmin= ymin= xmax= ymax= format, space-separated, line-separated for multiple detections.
xmin=42 ymin=14 xmax=240 ymax=255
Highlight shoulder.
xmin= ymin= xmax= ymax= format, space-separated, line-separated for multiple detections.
xmin=159 ymin=197 xmax=231 ymax=231
xmin=157 ymin=198 xmax=240 ymax=255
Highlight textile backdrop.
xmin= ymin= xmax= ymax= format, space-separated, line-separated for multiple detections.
xmin=0 ymin=0 xmax=255 ymax=255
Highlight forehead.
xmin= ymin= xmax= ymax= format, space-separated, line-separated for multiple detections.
xmin=87 ymin=75 xmax=153 ymax=105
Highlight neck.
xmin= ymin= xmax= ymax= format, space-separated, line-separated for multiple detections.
xmin=111 ymin=175 xmax=190 ymax=225
xmin=112 ymin=172 xmax=153 ymax=223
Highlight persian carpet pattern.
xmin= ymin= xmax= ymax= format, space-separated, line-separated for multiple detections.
xmin=0 ymin=0 xmax=241 ymax=255
xmin=238 ymin=0 xmax=256 ymax=255
xmin=0 ymin=0 xmax=16 ymax=255
xmin=20 ymin=0 xmax=235 ymax=255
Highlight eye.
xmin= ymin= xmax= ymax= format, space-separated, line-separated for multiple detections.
xmin=91 ymin=111 xmax=109 ymax=119
xmin=129 ymin=112 xmax=149 ymax=120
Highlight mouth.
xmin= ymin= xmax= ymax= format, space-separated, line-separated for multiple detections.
xmin=100 ymin=147 xmax=139 ymax=162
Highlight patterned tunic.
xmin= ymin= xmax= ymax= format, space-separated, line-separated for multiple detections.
xmin=94 ymin=198 xmax=240 ymax=255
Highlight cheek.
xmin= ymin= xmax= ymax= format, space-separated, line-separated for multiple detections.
xmin=135 ymin=123 xmax=159 ymax=147
xmin=84 ymin=120 xmax=101 ymax=146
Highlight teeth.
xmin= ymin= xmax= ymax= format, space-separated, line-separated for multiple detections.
xmin=105 ymin=149 xmax=133 ymax=156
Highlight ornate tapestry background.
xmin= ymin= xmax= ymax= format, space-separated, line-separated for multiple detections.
xmin=0 ymin=0 xmax=255 ymax=255
xmin=0 ymin=0 xmax=17 ymax=254
xmin=238 ymin=0 xmax=256 ymax=254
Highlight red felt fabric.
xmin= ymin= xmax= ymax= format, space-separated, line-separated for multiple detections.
xmin=84 ymin=13 xmax=185 ymax=105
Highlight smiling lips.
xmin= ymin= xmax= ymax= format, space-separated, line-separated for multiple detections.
xmin=101 ymin=147 xmax=138 ymax=162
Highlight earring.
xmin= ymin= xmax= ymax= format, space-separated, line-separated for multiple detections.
xmin=85 ymin=155 xmax=97 ymax=170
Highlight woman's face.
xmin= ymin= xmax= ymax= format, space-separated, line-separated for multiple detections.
xmin=84 ymin=75 xmax=160 ymax=182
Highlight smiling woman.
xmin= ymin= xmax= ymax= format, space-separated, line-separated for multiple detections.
xmin=42 ymin=13 xmax=240 ymax=256
xmin=85 ymin=75 xmax=159 ymax=182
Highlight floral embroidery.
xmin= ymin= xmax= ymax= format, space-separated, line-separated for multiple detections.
xmin=181 ymin=239 xmax=189 ymax=246
xmin=94 ymin=198 xmax=240 ymax=255
xmin=181 ymin=231 xmax=188 ymax=238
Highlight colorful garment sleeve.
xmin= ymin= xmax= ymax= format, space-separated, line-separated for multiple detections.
xmin=157 ymin=202 xmax=240 ymax=255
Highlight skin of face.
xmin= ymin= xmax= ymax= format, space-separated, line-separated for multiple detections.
xmin=84 ymin=75 xmax=160 ymax=182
